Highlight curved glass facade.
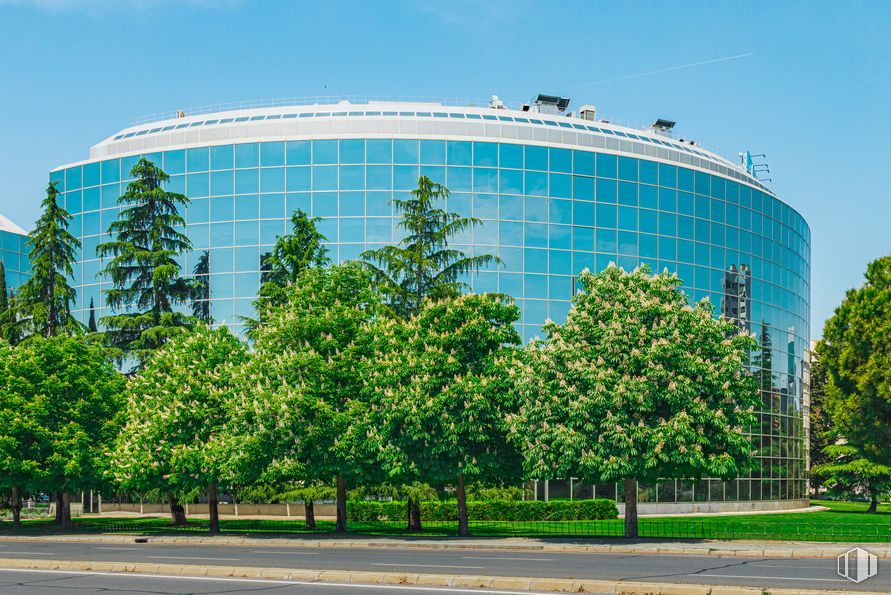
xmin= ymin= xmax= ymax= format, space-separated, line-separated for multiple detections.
xmin=0 ymin=227 xmax=30 ymax=291
xmin=50 ymin=103 xmax=811 ymax=505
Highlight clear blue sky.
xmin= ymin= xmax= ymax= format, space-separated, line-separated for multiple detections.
xmin=0 ymin=0 xmax=888 ymax=336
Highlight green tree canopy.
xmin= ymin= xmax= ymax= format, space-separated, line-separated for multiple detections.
xmin=245 ymin=210 xmax=329 ymax=339
xmin=363 ymin=293 xmax=522 ymax=535
xmin=225 ymin=263 xmax=384 ymax=532
xmin=508 ymin=265 xmax=759 ymax=537
xmin=97 ymin=158 xmax=195 ymax=370
xmin=15 ymin=181 xmax=81 ymax=339
xmin=818 ymin=256 xmax=891 ymax=464
xmin=361 ymin=176 xmax=498 ymax=318
xmin=812 ymin=442 xmax=891 ymax=513
xmin=112 ymin=325 xmax=247 ymax=532
xmin=0 ymin=335 xmax=124 ymax=528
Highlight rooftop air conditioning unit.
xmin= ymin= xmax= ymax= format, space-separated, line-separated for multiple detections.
xmin=578 ymin=104 xmax=596 ymax=121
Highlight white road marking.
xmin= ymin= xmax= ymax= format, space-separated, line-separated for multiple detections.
xmin=145 ymin=555 xmax=239 ymax=561
xmin=250 ymin=550 xmax=320 ymax=555
xmin=371 ymin=562 xmax=485 ymax=569
xmin=462 ymin=556 xmax=555 ymax=562
xmin=693 ymin=573 xmax=847 ymax=582
xmin=0 ymin=567 xmax=535 ymax=593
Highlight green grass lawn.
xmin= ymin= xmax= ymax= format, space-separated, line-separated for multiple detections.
xmin=3 ymin=499 xmax=891 ymax=542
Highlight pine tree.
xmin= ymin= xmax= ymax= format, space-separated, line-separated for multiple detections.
xmin=0 ymin=263 xmax=11 ymax=345
xmin=245 ymin=210 xmax=328 ymax=338
xmin=97 ymin=158 xmax=194 ymax=370
xmin=360 ymin=176 xmax=499 ymax=318
xmin=0 ymin=262 xmax=7 ymax=314
xmin=87 ymin=298 xmax=97 ymax=333
xmin=15 ymin=181 xmax=82 ymax=338
xmin=191 ymin=250 xmax=212 ymax=324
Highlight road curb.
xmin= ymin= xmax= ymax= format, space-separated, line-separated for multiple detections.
xmin=0 ymin=557 xmax=871 ymax=594
xmin=1 ymin=533 xmax=888 ymax=559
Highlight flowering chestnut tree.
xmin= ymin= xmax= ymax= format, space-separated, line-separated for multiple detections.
xmin=363 ymin=293 xmax=522 ymax=536
xmin=508 ymin=265 xmax=759 ymax=537
xmin=111 ymin=325 xmax=248 ymax=533
xmin=224 ymin=263 xmax=385 ymax=532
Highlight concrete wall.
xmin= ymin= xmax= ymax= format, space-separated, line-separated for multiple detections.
xmin=617 ymin=498 xmax=810 ymax=516
xmin=100 ymin=502 xmax=338 ymax=518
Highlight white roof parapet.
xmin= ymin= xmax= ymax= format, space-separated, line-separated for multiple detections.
xmin=0 ymin=213 xmax=28 ymax=236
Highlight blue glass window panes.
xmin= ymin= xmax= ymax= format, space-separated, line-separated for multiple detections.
xmin=286 ymin=140 xmax=311 ymax=165
xmin=313 ymin=140 xmax=338 ymax=165
xmin=596 ymin=203 xmax=617 ymax=228
xmin=618 ymin=206 xmax=637 ymax=231
xmin=473 ymin=142 xmax=498 ymax=167
xmin=475 ymin=194 xmax=498 ymax=219
xmin=340 ymin=139 xmax=365 ymax=164
xmin=165 ymin=150 xmax=186 ymax=175
xmin=573 ymin=226 xmax=594 ymax=251
xmin=363 ymin=139 xmax=392 ymax=164
xmin=549 ymin=148 xmax=572 ymax=173
xmin=525 ymin=223 xmax=548 ymax=248
xmin=525 ymin=145 xmax=548 ymax=171
xmin=549 ymin=174 xmax=572 ymax=199
xmin=235 ymin=195 xmax=258 ymax=220
xmin=211 ymin=196 xmax=234 ymax=221
xmin=235 ymin=143 xmax=259 ymax=169
xmin=340 ymin=166 xmax=364 ymax=190
xmin=394 ymin=166 xmax=420 ymax=189
xmin=420 ymin=140 xmax=446 ymax=165
xmin=501 ymin=196 xmax=522 ymax=221
xmin=550 ymin=224 xmax=571 ymax=250
xmin=638 ymin=185 xmax=657 ymax=209
xmin=550 ymin=199 xmax=572 ymax=224
xmin=659 ymin=163 xmax=678 ymax=188
xmin=260 ymin=168 xmax=285 ymax=193
xmin=366 ymin=192 xmax=391 ymax=216
xmin=186 ymin=147 xmax=209 ymax=172
xmin=66 ymin=166 xmax=83 ymax=190
xmin=573 ymin=176 xmax=594 ymax=200
xmin=83 ymin=187 xmax=100 ymax=212
xmin=166 ymin=175 xmax=185 ymax=194
xmin=678 ymin=167 xmax=694 ymax=191
xmin=366 ymin=166 xmax=392 ymax=190
xmin=188 ymin=173 xmax=209 ymax=197
xmin=639 ymin=160 xmax=657 ymax=185
xmin=210 ymin=170 xmax=233 ymax=195
xmin=313 ymin=166 xmax=338 ymax=191
xmin=499 ymin=143 xmax=523 ymax=169
xmin=340 ymin=192 xmax=364 ymax=216
xmin=101 ymin=184 xmax=120 ymax=209
xmin=83 ymin=162 xmax=101 ymax=187
xmin=618 ymin=156 xmax=638 ymax=181
xmin=596 ymin=178 xmax=617 ymax=203
xmin=639 ymin=209 xmax=658 ymax=234
xmin=525 ymin=171 xmax=547 ymax=196
xmin=394 ymin=140 xmax=419 ymax=164
xmin=525 ymin=197 xmax=548 ymax=222
xmin=235 ymin=169 xmax=259 ymax=194
xmin=189 ymin=198 xmax=209 ymax=223
xmin=260 ymin=194 xmax=285 ymax=219
xmin=473 ymin=168 xmax=497 ymax=193
xmin=618 ymin=181 xmax=637 ymax=206
xmin=596 ymin=153 xmax=617 ymax=179
xmin=499 ymin=169 xmax=523 ymax=194
xmin=260 ymin=142 xmax=285 ymax=167
xmin=210 ymin=145 xmax=233 ymax=170
xmin=447 ymin=141 xmax=472 ymax=166
xmin=101 ymin=159 xmax=120 ymax=184
xmin=121 ymin=155 xmax=140 ymax=180
xmin=573 ymin=150 xmax=595 ymax=176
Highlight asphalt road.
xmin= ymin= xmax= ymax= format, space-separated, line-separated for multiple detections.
xmin=0 ymin=539 xmax=887 ymax=593
xmin=0 ymin=568 xmax=522 ymax=594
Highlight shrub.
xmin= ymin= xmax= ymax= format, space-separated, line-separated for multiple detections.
xmin=347 ymin=499 xmax=618 ymax=521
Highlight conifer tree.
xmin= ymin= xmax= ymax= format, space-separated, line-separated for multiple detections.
xmin=97 ymin=158 xmax=194 ymax=370
xmin=191 ymin=251 xmax=212 ymax=324
xmin=15 ymin=181 xmax=81 ymax=338
xmin=87 ymin=298 xmax=97 ymax=333
xmin=361 ymin=176 xmax=499 ymax=318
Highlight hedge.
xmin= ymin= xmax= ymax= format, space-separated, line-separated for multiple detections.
xmin=347 ymin=499 xmax=618 ymax=522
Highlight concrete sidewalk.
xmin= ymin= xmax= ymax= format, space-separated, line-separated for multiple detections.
xmin=1 ymin=532 xmax=887 ymax=559
xmin=0 ymin=557 xmax=876 ymax=595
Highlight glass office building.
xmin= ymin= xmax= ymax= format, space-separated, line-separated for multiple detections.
xmin=49 ymin=97 xmax=811 ymax=510
xmin=0 ymin=214 xmax=31 ymax=291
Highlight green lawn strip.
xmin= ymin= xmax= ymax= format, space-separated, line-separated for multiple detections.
xmin=4 ymin=500 xmax=891 ymax=541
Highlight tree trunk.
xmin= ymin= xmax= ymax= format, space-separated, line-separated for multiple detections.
xmin=11 ymin=487 xmax=21 ymax=529
xmin=305 ymin=498 xmax=316 ymax=530
xmin=456 ymin=475 xmax=469 ymax=537
xmin=406 ymin=496 xmax=422 ymax=532
xmin=168 ymin=493 xmax=187 ymax=526
xmin=623 ymin=478 xmax=638 ymax=538
xmin=868 ymin=497 xmax=879 ymax=513
xmin=208 ymin=483 xmax=220 ymax=534
xmin=335 ymin=475 xmax=347 ymax=533
xmin=54 ymin=492 xmax=63 ymax=524
xmin=60 ymin=491 xmax=72 ymax=530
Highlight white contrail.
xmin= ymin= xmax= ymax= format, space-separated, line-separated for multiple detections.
xmin=573 ymin=52 xmax=755 ymax=89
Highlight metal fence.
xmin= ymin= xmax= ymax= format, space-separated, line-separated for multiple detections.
xmin=4 ymin=517 xmax=891 ymax=542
